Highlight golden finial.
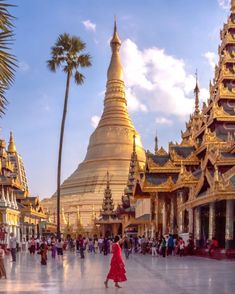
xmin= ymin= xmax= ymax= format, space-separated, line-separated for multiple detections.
xmin=8 ymin=131 xmax=17 ymax=153
xmin=111 ymin=16 xmax=121 ymax=47
xmin=107 ymin=17 xmax=123 ymax=81
xmin=194 ymin=70 xmax=200 ymax=115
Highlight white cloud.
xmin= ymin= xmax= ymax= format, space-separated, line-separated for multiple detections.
xmin=126 ymin=88 xmax=148 ymax=112
xmin=156 ymin=117 xmax=173 ymax=126
xmin=218 ymin=0 xmax=230 ymax=9
xmin=121 ymin=39 xmax=208 ymax=118
xmin=204 ymin=51 xmax=218 ymax=70
xmin=91 ymin=115 xmax=100 ymax=128
xmin=19 ymin=61 xmax=30 ymax=72
xmin=82 ymin=20 xmax=96 ymax=32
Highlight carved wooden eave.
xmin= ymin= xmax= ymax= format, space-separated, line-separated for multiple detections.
xmin=143 ymin=176 xmax=175 ymax=193
xmin=147 ymin=157 xmax=179 ymax=173
xmin=223 ymin=49 xmax=235 ymax=64
xmin=208 ymin=103 xmax=235 ymax=122
xmin=176 ymin=169 xmax=198 ymax=186
xmin=219 ymin=84 xmax=235 ymax=99
xmin=132 ymin=180 xmax=151 ymax=199
xmin=0 ymin=177 xmax=23 ymax=190
xmin=170 ymin=149 xmax=199 ymax=165
xmin=186 ymin=190 xmax=235 ymax=209
xmin=155 ymin=147 xmax=168 ymax=156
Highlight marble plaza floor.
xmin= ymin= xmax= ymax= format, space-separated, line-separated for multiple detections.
xmin=0 ymin=251 xmax=235 ymax=294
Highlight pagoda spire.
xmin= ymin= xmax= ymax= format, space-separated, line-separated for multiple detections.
xmin=155 ymin=130 xmax=158 ymax=154
xmin=8 ymin=131 xmax=17 ymax=153
xmin=101 ymin=171 xmax=114 ymax=216
xmin=231 ymin=0 xmax=235 ymax=12
xmin=107 ymin=17 xmax=123 ymax=81
xmin=194 ymin=70 xmax=200 ymax=115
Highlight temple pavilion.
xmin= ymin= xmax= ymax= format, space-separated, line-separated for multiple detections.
xmin=129 ymin=1 xmax=235 ymax=251
xmin=0 ymin=132 xmax=50 ymax=245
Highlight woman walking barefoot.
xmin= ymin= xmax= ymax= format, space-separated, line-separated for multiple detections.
xmin=104 ymin=236 xmax=127 ymax=288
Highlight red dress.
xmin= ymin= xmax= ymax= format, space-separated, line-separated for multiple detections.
xmin=107 ymin=243 xmax=127 ymax=283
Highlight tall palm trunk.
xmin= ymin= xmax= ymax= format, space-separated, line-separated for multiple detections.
xmin=57 ymin=71 xmax=71 ymax=239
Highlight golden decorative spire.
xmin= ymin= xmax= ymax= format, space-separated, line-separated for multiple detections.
xmin=194 ymin=70 xmax=200 ymax=115
xmin=107 ymin=17 xmax=123 ymax=81
xmin=106 ymin=170 xmax=110 ymax=189
xmin=8 ymin=132 xmax=17 ymax=153
xmin=133 ymin=132 xmax=136 ymax=153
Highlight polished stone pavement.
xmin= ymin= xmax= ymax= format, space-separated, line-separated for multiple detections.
xmin=0 ymin=251 xmax=235 ymax=294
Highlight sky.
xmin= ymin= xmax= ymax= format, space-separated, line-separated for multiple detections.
xmin=0 ymin=0 xmax=232 ymax=199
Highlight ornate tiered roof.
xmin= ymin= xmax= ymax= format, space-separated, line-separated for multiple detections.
xmin=133 ymin=1 xmax=235 ymax=208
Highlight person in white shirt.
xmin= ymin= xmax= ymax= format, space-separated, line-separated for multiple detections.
xmin=9 ymin=233 xmax=17 ymax=262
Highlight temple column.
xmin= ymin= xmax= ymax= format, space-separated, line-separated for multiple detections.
xmin=208 ymin=202 xmax=216 ymax=241
xmin=162 ymin=200 xmax=167 ymax=235
xmin=188 ymin=208 xmax=193 ymax=234
xmin=195 ymin=207 xmax=201 ymax=247
xmin=178 ymin=191 xmax=184 ymax=234
xmin=170 ymin=198 xmax=175 ymax=234
xmin=225 ymin=200 xmax=234 ymax=249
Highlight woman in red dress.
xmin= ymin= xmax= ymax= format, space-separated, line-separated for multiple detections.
xmin=104 ymin=236 xmax=127 ymax=288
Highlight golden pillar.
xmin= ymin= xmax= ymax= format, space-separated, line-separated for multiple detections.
xmin=225 ymin=200 xmax=234 ymax=249
xmin=208 ymin=202 xmax=216 ymax=241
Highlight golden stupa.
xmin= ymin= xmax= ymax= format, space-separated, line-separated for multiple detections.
xmin=42 ymin=21 xmax=146 ymax=227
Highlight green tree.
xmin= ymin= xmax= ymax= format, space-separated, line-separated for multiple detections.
xmin=47 ymin=33 xmax=91 ymax=238
xmin=0 ymin=1 xmax=17 ymax=115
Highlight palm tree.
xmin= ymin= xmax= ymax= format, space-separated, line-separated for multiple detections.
xmin=47 ymin=33 xmax=91 ymax=238
xmin=0 ymin=1 xmax=17 ymax=115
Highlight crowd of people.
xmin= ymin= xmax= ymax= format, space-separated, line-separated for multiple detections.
xmin=0 ymin=231 xmax=219 ymax=282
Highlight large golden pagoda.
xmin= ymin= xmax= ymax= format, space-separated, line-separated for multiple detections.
xmin=42 ymin=21 xmax=146 ymax=227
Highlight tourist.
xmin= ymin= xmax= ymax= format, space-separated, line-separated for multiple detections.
xmin=9 ymin=233 xmax=17 ymax=262
xmin=78 ymin=235 xmax=85 ymax=259
xmin=76 ymin=236 xmax=80 ymax=252
xmin=123 ymin=236 xmax=130 ymax=259
xmin=187 ymin=236 xmax=194 ymax=255
xmin=103 ymin=237 xmax=109 ymax=256
xmin=98 ymin=236 xmax=103 ymax=253
xmin=151 ymin=238 xmax=158 ymax=257
xmin=104 ymin=235 xmax=127 ymax=288
xmin=40 ymin=238 xmax=48 ymax=265
xmin=36 ymin=237 xmax=40 ymax=251
xmin=56 ymin=238 xmax=63 ymax=258
xmin=160 ymin=236 xmax=166 ymax=257
xmin=167 ymin=234 xmax=174 ymax=256
xmin=209 ymin=237 xmax=219 ymax=256
xmin=179 ymin=237 xmax=185 ymax=257
xmin=88 ymin=238 xmax=94 ymax=253
xmin=51 ymin=237 xmax=56 ymax=258
xmin=94 ymin=237 xmax=98 ymax=253
xmin=21 ymin=238 xmax=26 ymax=251
xmin=29 ymin=237 xmax=36 ymax=255
xmin=0 ymin=245 xmax=6 ymax=279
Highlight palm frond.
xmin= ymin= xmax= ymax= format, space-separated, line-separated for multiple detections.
xmin=77 ymin=54 xmax=92 ymax=67
xmin=0 ymin=1 xmax=17 ymax=115
xmin=74 ymin=71 xmax=84 ymax=85
xmin=48 ymin=32 xmax=91 ymax=89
